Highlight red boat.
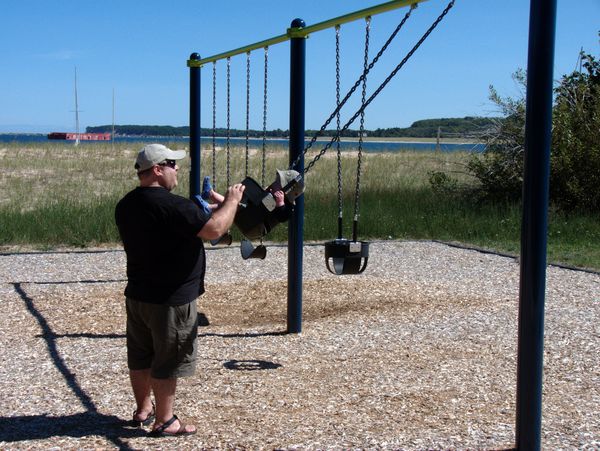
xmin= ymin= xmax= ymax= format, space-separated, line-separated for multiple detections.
xmin=47 ymin=132 xmax=111 ymax=141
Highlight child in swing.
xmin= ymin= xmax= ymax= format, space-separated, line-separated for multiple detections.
xmin=194 ymin=169 xmax=304 ymax=234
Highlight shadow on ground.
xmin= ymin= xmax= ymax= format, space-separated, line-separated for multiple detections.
xmin=0 ymin=412 xmax=146 ymax=446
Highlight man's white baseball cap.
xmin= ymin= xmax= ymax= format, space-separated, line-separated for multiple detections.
xmin=135 ymin=143 xmax=186 ymax=173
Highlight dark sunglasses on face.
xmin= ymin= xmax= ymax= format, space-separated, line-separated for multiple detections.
xmin=158 ymin=159 xmax=177 ymax=169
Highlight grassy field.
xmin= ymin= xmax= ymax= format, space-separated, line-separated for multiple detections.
xmin=0 ymin=141 xmax=598 ymax=270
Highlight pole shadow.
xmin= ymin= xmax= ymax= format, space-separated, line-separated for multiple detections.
xmin=0 ymin=412 xmax=146 ymax=443
xmin=199 ymin=330 xmax=288 ymax=338
xmin=10 ymin=283 xmax=136 ymax=449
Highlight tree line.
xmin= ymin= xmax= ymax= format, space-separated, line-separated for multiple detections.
xmin=86 ymin=116 xmax=496 ymax=139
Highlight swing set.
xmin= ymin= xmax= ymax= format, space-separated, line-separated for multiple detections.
xmin=188 ymin=0 xmax=557 ymax=448
xmin=189 ymin=0 xmax=455 ymax=268
xmin=189 ymin=0 xmax=454 ymax=325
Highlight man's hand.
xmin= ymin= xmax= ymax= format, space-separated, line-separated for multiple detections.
xmin=198 ymin=183 xmax=245 ymax=240
xmin=224 ymin=183 xmax=245 ymax=205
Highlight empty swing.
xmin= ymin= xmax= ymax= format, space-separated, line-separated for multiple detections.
xmin=324 ymin=20 xmax=370 ymax=275
xmin=287 ymin=3 xmax=444 ymax=274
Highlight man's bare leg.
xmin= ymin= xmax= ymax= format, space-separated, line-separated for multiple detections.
xmin=129 ymin=369 xmax=154 ymax=421
xmin=151 ymin=377 xmax=196 ymax=434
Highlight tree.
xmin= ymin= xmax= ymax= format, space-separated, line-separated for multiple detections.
xmin=443 ymin=47 xmax=600 ymax=213
xmin=550 ymin=51 xmax=600 ymax=212
xmin=465 ymin=69 xmax=527 ymax=203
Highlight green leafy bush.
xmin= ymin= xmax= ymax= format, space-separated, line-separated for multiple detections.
xmin=466 ymin=70 xmax=527 ymax=203
xmin=451 ymin=49 xmax=600 ymax=213
xmin=550 ymin=52 xmax=600 ymax=212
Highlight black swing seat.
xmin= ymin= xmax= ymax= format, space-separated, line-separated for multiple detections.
xmin=234 ymin=177 xmax=281 ymax=241
xmin=240 ymin=239 xmax=267 ymax=260
xmin=324 ymin=239 xmax=370 ymax=275
xmin=210 ymin=232 xmax=233 ymax=246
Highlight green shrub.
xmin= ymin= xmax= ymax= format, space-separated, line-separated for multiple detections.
xmin=428 ymin=170 xmax=459 ymax=195
xmin=550 ymin=52 xmax=600 ymax=212
xmin=466 ymin=70 xmax=527 ymax=204
xmin=453 ymin=49 xmax=600 ymax=213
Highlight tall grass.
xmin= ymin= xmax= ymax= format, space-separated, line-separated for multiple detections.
xmin=0 ymin=141 xmax=598 ymax=270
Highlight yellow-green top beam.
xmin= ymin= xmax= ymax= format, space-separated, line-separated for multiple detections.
xmin=188 ymin=0 xmax=428 ymax=67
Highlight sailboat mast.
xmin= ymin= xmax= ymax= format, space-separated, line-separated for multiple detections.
xmin=74 ymin=67 xmax=80 ymax=145
xmin=112 ymin=88 xmax=115 ymax=151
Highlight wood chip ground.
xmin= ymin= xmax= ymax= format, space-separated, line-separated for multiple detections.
xmin=0 ymin=241 xmax=598 ymax=449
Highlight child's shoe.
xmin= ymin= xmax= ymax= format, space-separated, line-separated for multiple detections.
xmin=192 ymin=194 xmax=211 ymax=215
xmin=201 ymin=176 xmax=213 ymax=200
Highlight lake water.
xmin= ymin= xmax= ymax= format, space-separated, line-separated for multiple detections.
xmin=0 ymin=134 xmax=485 ymax=153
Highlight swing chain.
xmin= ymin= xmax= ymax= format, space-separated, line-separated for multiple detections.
xmin=296 ymin=0 xmax=455 ymax=175
xmin=355 ymin=17 xmax=370 ymax=222
xmin=335 ymin=25 xmax=343 ymax=225
xmin=292 ymin=5 xmax=416 ymax=174
xmin=245 ymin=51 xmax=251 ymax=177
xmin=262 ymin=46 xmax=269 ymax=188
xmin=226 ymin=57 xmax=231 ymax=186
xmin=212 ymin=61 xmax=217 ymax=188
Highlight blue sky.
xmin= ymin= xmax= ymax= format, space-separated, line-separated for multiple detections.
xmin=1 ymin=0 xmax=598 ymax=133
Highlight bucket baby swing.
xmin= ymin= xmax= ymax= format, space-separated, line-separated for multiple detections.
xmin=232 ymin=48 xmax=307 ymax=259
xmin=299 ymin=2 xmax=455 ymax=274
xmin=196 ymin=47 xmax=302 ymax=259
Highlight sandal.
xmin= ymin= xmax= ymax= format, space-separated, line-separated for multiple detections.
xmin=131 ymin=403 xmax=155 ymax=427
xmin=148 ymin=414 xmax=196 ymax=437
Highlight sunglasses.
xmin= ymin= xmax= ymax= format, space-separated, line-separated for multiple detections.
xmin=158 ymin=159 xmax=177 ymax=169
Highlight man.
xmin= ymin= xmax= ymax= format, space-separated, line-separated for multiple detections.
xmin=115 ymin=143 xmax=244 ymax=437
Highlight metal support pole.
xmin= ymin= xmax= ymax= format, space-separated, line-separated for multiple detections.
xmin=189 ymin=53 xmax=202 ymax=198
xmin=187 ymin=0 xmax=427 ymax=67
xmin=287 ymin=18 xmax=306 ymax=334
xmin=515 ymin=1 xmax=556 ymax=450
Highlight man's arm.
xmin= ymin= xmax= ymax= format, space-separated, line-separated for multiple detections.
xmin=197 ymin=183 xmax=245 ymax=240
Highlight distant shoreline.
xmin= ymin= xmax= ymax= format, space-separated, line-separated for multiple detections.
xmin=326 ymin=136 xmax=483 ymax=144
xmin=0 ymin=133 xmax=483 ymax=145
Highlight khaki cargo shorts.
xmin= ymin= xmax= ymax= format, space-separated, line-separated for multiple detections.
xmin=126 ymin=297 xmax=198 ymax=379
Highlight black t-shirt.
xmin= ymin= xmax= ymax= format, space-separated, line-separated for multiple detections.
xmin=115 ymin=186 xmax=211 ymax=305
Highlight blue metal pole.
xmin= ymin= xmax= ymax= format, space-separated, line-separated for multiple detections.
xmin=287 ymin=18 xmax=306 ymax=334
xmin=189 ymin=53 xmax=201 ymax=198
xmin=516 ymin=0 xmax=556 ymax=450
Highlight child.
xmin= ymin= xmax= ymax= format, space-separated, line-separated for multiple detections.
xmin=203 ymin=170 xmax=302 ymax=212
xmin=198 ymin=169 xmax=304 ymax=239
